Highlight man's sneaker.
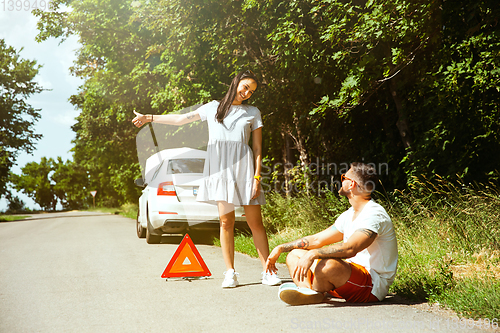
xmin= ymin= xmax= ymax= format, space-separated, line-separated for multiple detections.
xmin=261 ymin=271 xmax=282 ymax=286
xmin=278 ymin=283 xmax=324 ymax=305
xmin=280 ymin=282 xmax=298 ymax=289
xmin=221 ymin=269 xmax=239 ymax=288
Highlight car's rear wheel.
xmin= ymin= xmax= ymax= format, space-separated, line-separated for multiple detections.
xmin=136 ymin=210 xmax=146 ymax=238
xmin=145 ymin=204 xmax=161 ymax=244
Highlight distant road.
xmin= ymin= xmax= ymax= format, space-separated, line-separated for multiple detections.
xmin=0 ymin=212 xmax=490 ymax=332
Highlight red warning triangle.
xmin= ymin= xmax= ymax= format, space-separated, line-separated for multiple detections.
xmin=161 ymin=234 xmax=211 ymax=278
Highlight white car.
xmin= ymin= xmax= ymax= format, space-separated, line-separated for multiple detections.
xmin=135 ymin=147 xmax=247 ymax=244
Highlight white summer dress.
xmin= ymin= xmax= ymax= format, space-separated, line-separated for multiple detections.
xmin=196 ymin=100 xmax=266 ymax=206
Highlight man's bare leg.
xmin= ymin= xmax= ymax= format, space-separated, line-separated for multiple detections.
xmin=281 ymin=249 xmax=324 ymax=305
xmin=285 ymin=249 xmax=315 ymax=288
xmin=312 ymin=258 xmax=352 ymax=293
xmin=286 ymin=249 xmax=352 ymax=291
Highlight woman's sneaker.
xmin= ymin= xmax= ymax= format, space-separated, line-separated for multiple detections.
xmin=222 ymin=269 xmax=239 ymax=288
xmin=261 ymin=271 xmax=282 ymax=286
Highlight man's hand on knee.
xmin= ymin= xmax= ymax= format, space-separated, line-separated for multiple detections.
xmin=292 ymin=250 xmax=316 ymax=283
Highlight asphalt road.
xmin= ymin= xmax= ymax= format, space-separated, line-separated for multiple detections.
xmin=0 ymin=212 xmax=493 ymax=333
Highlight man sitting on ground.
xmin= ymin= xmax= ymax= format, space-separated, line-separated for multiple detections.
xmin=266 ymin=162 xmax=398 ymax=305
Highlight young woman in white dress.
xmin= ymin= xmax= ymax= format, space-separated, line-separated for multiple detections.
xmin=132 ymin=70 xmax=281 ymax=288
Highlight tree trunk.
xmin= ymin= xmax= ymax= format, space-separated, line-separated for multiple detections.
xmin=281 ymin=125 xmax=292 ymax=197
xmin=388 ymin=78 xmax=413 ymax=150
xmin=292 ymin=112 xmax=311 ymax=194
xmin=385 ymin=43 xmax=413 ymax=151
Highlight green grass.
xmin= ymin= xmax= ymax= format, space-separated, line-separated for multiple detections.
xmin=242 ymin=177 xmax=499 ymax=320
xmin=438 ymin=275 xmax=500 ymax=320
xmin=89 ymin=203 xmax=138 ymax=220
xmin=382 ymin=177 xmax=500 ymax=320
xmin=0 ymin=215 xmax=29 ymax=222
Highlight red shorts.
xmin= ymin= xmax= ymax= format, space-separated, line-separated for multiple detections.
xmin=312 ymin=261 xmax=379 ymax=303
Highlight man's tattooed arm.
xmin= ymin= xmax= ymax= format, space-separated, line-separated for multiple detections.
xmin=310 ymin=229 xmax=377 ymax=260
xmin=315 ymin=246 xmax=350 ymax=260
xmin=357 ymin=228 xmax=377 ymax=239
xmin=280 ymin=238 xmax=310 ymax=252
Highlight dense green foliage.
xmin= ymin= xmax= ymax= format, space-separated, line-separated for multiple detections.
xmin=11 ymin=157 xmax=91 ymax=210
xmin=11 ymin=157 xmax=56 ymax=211
xmin=0 ymin=39 xmax=43 ymax=197
xmin=13 ymin=0 xmax=498 ymax=208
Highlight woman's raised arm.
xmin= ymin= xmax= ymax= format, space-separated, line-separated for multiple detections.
xmin=132 ymin=110 xmax=201 ymax=128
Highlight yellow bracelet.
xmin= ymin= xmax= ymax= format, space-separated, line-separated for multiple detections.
xmin=254 ymin=175 xmax=262 ymax=181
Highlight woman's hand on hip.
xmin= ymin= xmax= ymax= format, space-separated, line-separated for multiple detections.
xmin=251 ymin=179 xmax=261 ymax=200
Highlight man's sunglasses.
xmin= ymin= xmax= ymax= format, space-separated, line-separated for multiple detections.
xmin=341 ymin=174 xmax=356 ymax=184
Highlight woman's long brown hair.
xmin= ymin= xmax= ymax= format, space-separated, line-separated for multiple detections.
xmin=216 ymin=70 xmax=259 ymax=123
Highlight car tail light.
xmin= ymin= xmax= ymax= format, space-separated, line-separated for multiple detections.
xmin=159 ymin=211 xmax=178 ymax=215
xmin=157 ymin=181 xmax=176 ymax=196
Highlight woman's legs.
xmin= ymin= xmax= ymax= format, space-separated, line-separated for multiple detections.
xmin=243 ymin=204 xmax=269 ymax=270
xmin=217 ymin=202 xmax=272 ymax=272
xmin=217 ymin=201 xmax=236 ymax=270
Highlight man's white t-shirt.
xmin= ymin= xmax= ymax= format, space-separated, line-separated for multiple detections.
xmin=333 ymin=200 xmax=398 ymax=301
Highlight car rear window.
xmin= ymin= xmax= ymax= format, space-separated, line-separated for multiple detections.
xmin=167 ymin=158 xmax=205 ymax=174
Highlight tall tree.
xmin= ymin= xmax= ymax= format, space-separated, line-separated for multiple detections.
xmin=34 ymin=0 xmax=500 ymax=204
xmin=11 ymin=157 xmax=57 ymax=211
xmin=36 ymin=0 xmax=150 ymax=206
xmin=405 ymin=0 xmax=500 ymax=181
xmin=0 ymin=39 xmax=43 ymax=197
xmin=52 ymin=157 xmax=91 ymax=210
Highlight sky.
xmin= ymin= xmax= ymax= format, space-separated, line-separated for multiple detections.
xmin=0 ymin=8 xmax=83 ymax=211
